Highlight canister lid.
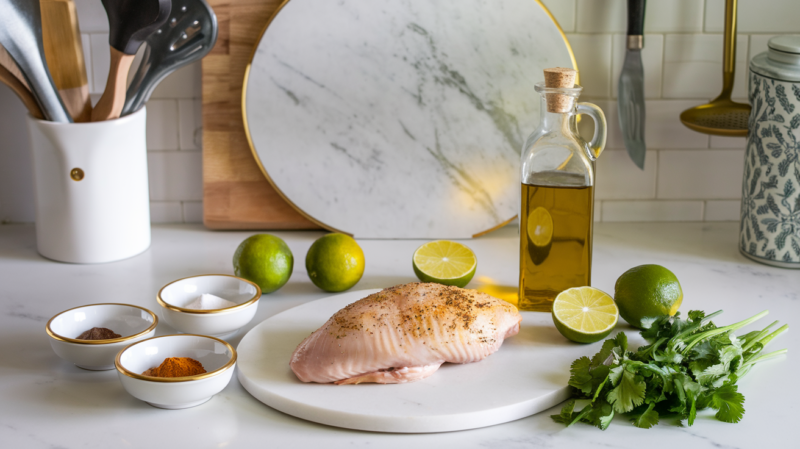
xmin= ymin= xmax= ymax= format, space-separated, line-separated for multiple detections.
xmin=750 ymin=35 xmax=800 ymax=82
xmin=768 ymin=35 xmax=800 ymax=54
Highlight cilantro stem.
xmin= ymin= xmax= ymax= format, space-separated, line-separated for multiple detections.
xmin=671 ymin=310 xmax=724 ymax=343
xmin=741 ymin=320 xmax=778 ymax=352
xmin=757 ymin=324 xmax=789 ymax=348
xmin=682 ymin=310 xmax=769 ymax=355
xmin=736 ymin=349 xmax=789 ymax=378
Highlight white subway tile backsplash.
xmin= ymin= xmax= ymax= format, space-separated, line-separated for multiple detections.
xmin=150 ymin=202 xmax=184 ymax=223
xmin=89 ymin=33 xmax=109 ymax=95
xmin=706 ymin=0 xmax=800 ymax=33
xmin=151 ymin=62 xmax=202 ymax=99
xmin=183 ymin=202 xmax=204 ymax=223
xmin=178 ymin=100 xmax=202 ymax=150
xmin=147 ymin=151 xmax=203 ymax=201
xmin=710 ymin=136 xmax=747 ymax=149
xmin=705 ymin=200 xmax=741 ymax=221
xmin=645 ymin=0 xmax=705 ymax=33
xmin=663 ymin=34 xmax=748 ymax=99
xmin=603 ymin=200 xmax=704 ymax=222
xmin=145 ymin=100 xmax=179 ymax=151
xmin=542 ymin=0 xmax=576 ymax=32
xmin=657 ymin=150 xmax=745 ymax=199
xmin=594 ymin=200 xmax=602 ymax=222
xmin=596 ymin=150 xmax=657 ymax=200
xmin=73 ymin=0 xmax=109 ymax=33
xmin=576 ymin=0 xmax=624 ymax=34
xmin=645 ymin=100 xmax=710 ymax=149
xmin=611 ymin=34 xmax=664 ymax=99
xmin=568 ymin=34 xmax=613 ymax=98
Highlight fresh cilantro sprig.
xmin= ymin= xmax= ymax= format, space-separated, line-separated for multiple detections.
xmin=552 ymin=310 xmax=788 ymax=430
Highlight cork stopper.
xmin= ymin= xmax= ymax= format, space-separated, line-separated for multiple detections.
xmin=543 ymin=67 xmax=577 ymax=113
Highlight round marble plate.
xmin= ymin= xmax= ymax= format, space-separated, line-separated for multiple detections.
xmin=236 ymin=289 xmax=601 ymax=433
xmin=243 ymin=0 xmax=575 ymax=238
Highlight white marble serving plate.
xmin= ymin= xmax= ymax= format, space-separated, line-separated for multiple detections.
xmin=237 ymin=289 xmax=615 ymax=433
xmin=244 ymin=0 xmax=574 ymax=238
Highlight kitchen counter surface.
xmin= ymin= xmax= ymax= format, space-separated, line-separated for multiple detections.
xmin=0 ymin=222 xmax=796 ymax=448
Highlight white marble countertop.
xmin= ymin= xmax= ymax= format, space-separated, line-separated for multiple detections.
xmin=0 ymin=223 xmax=796 ymax=448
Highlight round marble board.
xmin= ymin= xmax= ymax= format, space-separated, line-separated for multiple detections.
xmin=244 ymin=0 xmax=574 ymax=238
xmin=236 ymin=289 xmax=615 ymax=433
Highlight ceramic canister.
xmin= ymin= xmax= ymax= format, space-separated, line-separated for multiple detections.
xmin=26 ymin=108 xmax=151 ymax=263
xmin=741 ymin=36 xmax=800 ymax=268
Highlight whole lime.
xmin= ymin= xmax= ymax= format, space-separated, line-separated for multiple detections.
xmin=614 ymin=264 xmax=683 ymax=329
xmin=233 ymin=234 xmax=293 ymax=294
xmin=306 ymin=234 xmax=365 ymax=292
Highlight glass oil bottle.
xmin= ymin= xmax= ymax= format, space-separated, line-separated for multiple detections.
xmin=519 ymin=68 xmax=607 ymax=312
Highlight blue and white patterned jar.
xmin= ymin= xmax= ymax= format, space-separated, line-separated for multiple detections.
xmin=741 ymin=36 xmax=800 ymax=268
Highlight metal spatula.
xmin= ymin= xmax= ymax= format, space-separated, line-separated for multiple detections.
xmin=680 ymin=0 xmax=750 ymax=136
xmin=0 ymin=0 xmax=71 ymax=122
xmin=122 ymin=0 xmax=217 ymax=116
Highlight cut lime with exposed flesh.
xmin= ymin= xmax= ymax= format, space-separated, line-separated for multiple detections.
xmin=552 ymin=287 xmax=619 ymax=344
xmin=412 ymin=240 xmax=477 ymax=288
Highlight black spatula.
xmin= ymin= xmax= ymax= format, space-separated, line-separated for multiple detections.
xmin=92 ymin=0 xmax=171 ymax=121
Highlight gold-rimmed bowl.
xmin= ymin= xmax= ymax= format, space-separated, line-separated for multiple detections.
xmin=46 ymin=303 xmax=158 ymax=370
xmin=157 ymin=275 xmax=262 ymax=338
xmin=115 ymin=334 xmax=237 ymax=409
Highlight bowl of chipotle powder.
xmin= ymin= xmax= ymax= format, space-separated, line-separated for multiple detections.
xmin=115 ymin=334 xmax=237 ymax=409
xmin=46 ymin=303 xmax=158 ymax=370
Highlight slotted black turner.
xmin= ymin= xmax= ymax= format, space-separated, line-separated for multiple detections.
xmin=123 ymin=0 xmax=217 ymax=116
xmin=92 ymin=0 xmax=171 ymax=121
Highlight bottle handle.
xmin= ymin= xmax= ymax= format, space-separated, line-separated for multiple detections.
xmin=576 ymin=102 xmax=607 ymax=161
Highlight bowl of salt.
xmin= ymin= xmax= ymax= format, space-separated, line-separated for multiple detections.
xmin=156 ymin=275 xmax=262 ymax=338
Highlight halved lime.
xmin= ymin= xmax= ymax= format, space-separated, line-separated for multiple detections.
xmin=412 ymin=241 xmax=477 ymax=288
xmin=552 ymin=287 xmax=619 ymax=344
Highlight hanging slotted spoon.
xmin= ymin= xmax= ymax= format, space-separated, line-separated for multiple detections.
xmin=122 ymin=0 xmax=218 ymax=116
xmin=680 ymin=0 xmax=750 ymax=136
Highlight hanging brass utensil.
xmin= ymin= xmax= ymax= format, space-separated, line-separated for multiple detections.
xmin=680 ymin=0 xmax=750 ymax=137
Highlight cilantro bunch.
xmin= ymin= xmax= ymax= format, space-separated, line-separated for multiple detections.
xmin=552 ymin=310 xmax=788 ymax=430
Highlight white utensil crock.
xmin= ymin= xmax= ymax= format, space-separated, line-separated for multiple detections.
xmin=26 ymin=108 xmax=151 ymax=263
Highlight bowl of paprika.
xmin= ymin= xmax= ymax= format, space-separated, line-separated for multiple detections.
xmin=115 ymin=334 xmax=237 ymax=409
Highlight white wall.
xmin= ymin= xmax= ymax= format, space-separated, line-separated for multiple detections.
xmin=1 ymin=0 xmax=798 ymax=224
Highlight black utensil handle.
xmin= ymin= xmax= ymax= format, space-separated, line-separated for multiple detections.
xmin=627 ymin=0 xmax=646 ymax=36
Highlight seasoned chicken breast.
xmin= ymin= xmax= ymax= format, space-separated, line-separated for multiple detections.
xmin=290 ymin=283 xmax=522 ymax=384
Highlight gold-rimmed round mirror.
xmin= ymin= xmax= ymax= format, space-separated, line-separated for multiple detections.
xmin=243 ymin=0 xmax=575 ymax=238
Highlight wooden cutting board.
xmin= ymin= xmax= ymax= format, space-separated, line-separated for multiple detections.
xmin=202 ymin=0 xmax=319 ymax=230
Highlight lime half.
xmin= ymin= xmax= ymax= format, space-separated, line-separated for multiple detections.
xmin=412 ymin=241 xmax=477 ymax=288
xmin=552 ymin=287 xmax=619 ymax=344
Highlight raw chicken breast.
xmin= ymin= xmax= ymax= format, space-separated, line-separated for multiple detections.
xmin=290 ymin=283 xmax=522 ymax=384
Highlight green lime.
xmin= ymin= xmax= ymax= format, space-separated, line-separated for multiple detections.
xmin=614 ymin=264 xmax=683 ymax=329
xmin=412 ymin=240 xmax=477 ymax=288
xmin=233 ymin=234 xmax=293 ymax=294
xmin=552 ymin=287 xmax=619 ymax=344
xmin=305 ymin=234 xmax=365 ymax=292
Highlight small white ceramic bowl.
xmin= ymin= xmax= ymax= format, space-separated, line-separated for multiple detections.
xmin=156 ymin=274 xmax=261 ymax=337
xmin=115 ymin=334 xmax=237 ymax=409
xmin=46 ymin=303 xmax=158 ymax=370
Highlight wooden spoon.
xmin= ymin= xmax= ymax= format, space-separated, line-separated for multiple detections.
xmin=0 ymin=64 xmax=44 ymax=119
xmin=91 ymin=0 xmax=171 ymax=122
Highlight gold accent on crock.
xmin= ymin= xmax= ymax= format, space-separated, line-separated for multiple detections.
xmin=46 ymin=303 xmax=158 ymax=345
xmin=240 ymin=0 xmax=578 ymax=237
xmin=156 ymin=274 xmax=262 ymax=314
xmin=115 ymin=334 xmax=237 ymax=383
xmin=70 ymin=167 xmax=84 ymax=181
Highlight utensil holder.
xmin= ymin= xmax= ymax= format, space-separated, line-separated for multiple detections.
xmin=26 ymin=107 xmax=150 ymax=263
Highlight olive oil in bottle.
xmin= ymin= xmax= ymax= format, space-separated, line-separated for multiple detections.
xmin=518 ymin=67 xmax=607 ymax=312
xmin=519 ymin=181 xmax=594 ymax=312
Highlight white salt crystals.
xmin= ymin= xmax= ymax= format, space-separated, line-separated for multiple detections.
xmin=185 ymin=293 xmax=237 ymax=310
